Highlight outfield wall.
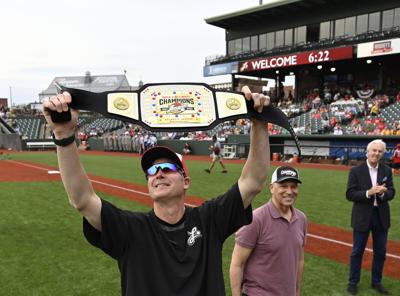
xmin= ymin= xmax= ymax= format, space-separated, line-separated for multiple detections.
xmin=0 ymin=134 xmax=22 ymax=151
xmin=86 ymin=135 xmax=399 ymax=162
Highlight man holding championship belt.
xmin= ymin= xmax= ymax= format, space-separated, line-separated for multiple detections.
xmin=42 ymin=85 xmax=271 ymax=296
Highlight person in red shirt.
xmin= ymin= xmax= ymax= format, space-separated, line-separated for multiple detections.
xmin=329 ymin=117 xmax=337 ymax=127
xmin=376 ymin=121 xmax=386 ymax=132
xmin=396 ymin=91 xmax=400 ymax=102
xmin=392 ymin=144 xmax=400 ymax=174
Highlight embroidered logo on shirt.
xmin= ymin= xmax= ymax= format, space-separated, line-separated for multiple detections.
xmin=187 ymin=227 xmax=202 ymax=246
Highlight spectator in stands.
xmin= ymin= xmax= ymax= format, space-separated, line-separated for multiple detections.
xmin=392 ymin=122 xmax=400 ymax=136
xmin=370 ymin=102 xmax=379 ymax=116
xmin=205 ymin=135 xmax=228 ymax=174
xmin=333 ymin=125 xmax=343 ymax=135
xmin=182 ymin=142 xmax=192 ymax=155
xmin=369 ymin=102 xmax=379 ymax=116
xmin=287 ymin=90 xmax=294 ymax=102
xmin=382 ymin=94 xmax=389 ymax=106
xmin=230 ymin=166 xmax=306 ymax=296
xmin=303 ymin=101 xmax=311 ymax=112
xmin=293 ymin=124 xmax=300 ymax=134
xmin=395 ymin=91 xmax=400 ymax=102
xmin=323 ymin=86 xmax=332 ymax=103
xmin=363 ymin=100 xmax=369 ymax=117
xmin=333 ymin=91 xmax=341 ymax=102
xmin=345 ymin=111 xmax=354 ymax=122
xmin=42 ymin=86 xmax=271 ymax=295
xmin=392 ymin=144 xmax=400 ymax=174
xmin=312 ymin=111 xmax=321 ymax=119
xmin=329 ymin=116 xmax=337 ymax=128
xmin=376 ymin=119 xmax=386 ymax=133
xmin=305 ymin=123 xmax=311 ymax=134
xmin=321 ymin=117 xmax=330 ymax=133
xmin=382 ymin=127 xmax=392 ymax=136
xmin=346 ymin=139 xmax=395 ymax=295
xmin=354 ymin=124 xmax=364 ymax=135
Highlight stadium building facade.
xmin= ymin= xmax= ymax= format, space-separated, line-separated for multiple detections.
xmin=204 ymin=0 xmax=400 ymax=98
xmin=203 ymin=0 xmax=400 ymax=162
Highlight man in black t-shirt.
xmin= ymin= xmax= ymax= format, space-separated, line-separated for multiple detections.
xmin=43 ymin=86 xmax=271 ymax=296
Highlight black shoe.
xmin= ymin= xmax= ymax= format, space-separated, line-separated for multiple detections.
xmin=204 ymin=169 xmax=211 ymax=173
xmin=371 ymin=283 xmax=389 ymax=294
xmin=221 ymin=170 xmax=227 ymax=173
xmin=347 ymin=284 xmax=358 ymax=295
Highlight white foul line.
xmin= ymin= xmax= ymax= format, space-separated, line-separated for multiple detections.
xmin=8 ymin=160 xmax=51 ymax=171
xmin=7 ymin=160 xmax=400 ymax=259
xmin=7 ymin=160 xmax=196 ymax=207
xmin=307 ymin=234 xmax=400 ymax=260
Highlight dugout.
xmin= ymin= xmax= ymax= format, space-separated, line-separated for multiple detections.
xmin=85 ymin=134 xmax=398 ymax=167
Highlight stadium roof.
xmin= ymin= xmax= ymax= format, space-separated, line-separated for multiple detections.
xmin=39 ymin=73 xmax=135 ymax=98
xmin=205 ymin=0 xmax=345 ymax=29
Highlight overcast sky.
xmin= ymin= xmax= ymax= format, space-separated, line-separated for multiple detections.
xmin=0 ymin=0 xmax=270 ymax=105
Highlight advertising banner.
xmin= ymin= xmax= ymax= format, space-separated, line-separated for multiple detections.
xmin=203 ymin=61 xmax=238 ymax=77
xmin=357 ymin=38 xmax=400 ymax=58
xmin=330 ymin=140 xmax=396 ymax=160
xmin=239 ymin=46 xmax=353 ymax=72
xmin=284 ymin=140 xmax=330 ymax=156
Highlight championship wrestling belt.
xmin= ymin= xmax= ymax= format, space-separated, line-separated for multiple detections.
xmin=51 ymin=82 xmax=301 ymax=155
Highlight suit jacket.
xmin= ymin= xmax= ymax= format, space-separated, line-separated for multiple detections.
xmin=346 ymin=161 xmax=395 ymax=231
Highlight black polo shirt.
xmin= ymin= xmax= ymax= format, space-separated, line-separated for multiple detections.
xmin=83 ymin=183 xmax=252 ymax=296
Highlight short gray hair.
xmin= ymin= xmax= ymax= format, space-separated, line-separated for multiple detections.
xmin=366 ymin=139 xmax=386 ymax=152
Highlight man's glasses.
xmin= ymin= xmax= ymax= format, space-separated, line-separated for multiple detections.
xmin=146 ymin=162 xmax=184 ymax=177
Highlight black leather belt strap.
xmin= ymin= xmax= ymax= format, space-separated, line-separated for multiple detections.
xmin=51 ymin=82 xmax=301 ymax=156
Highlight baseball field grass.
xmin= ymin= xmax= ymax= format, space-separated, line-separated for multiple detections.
xmin=1 ymin=151 xmax=399 ymax=295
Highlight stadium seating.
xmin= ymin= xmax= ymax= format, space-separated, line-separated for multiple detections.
xmin=14 ymin=117 xmax=42 ymax=139
xmin=85 ymin=117 xmax=124 ymax=135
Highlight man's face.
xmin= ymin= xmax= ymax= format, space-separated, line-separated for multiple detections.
xmin=367 ymin=142 xmax=384 ymax=166
xmin=270 ymin=180 xmax=299 ymax=208
xmin=147 ymin=158 xmax=190 ymax=201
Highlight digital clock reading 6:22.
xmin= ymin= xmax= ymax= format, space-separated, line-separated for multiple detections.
xmin=308 ymin=50 xmax=330 ymax=63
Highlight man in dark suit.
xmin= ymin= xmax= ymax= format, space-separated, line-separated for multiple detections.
xmin=346 ymin=139 xmax=395 ymax=295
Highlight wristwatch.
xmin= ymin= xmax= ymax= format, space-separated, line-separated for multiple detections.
xmin=52 ymin=133 xmax=76 ymax=147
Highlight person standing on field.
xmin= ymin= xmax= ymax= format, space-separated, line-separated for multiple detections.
xmin=346 ymin=139 xmax=395 ymax=295
xmin=42 ymin=86 xmax=271 ymax=296
xmin=230 ymin=165 xmax=307 ymax=296
xmin=205 ymin=135 xmax=227 ymax=173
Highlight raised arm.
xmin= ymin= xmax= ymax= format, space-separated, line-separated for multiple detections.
xmin=43 ymin=92 xmax=102 ymax=230
xmin=238 ymin=86 xmax=270 ymax=209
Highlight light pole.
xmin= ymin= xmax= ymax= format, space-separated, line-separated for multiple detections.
xmin=9 ymin=86 xmax=12 ymax=109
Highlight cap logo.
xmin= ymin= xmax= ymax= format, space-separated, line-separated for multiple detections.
xmin=280 ymin=169 xmax=297 ymax=177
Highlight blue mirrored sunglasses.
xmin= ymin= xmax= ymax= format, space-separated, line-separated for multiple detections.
xmin=146 ymin=162 xmax=184 ymax=176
